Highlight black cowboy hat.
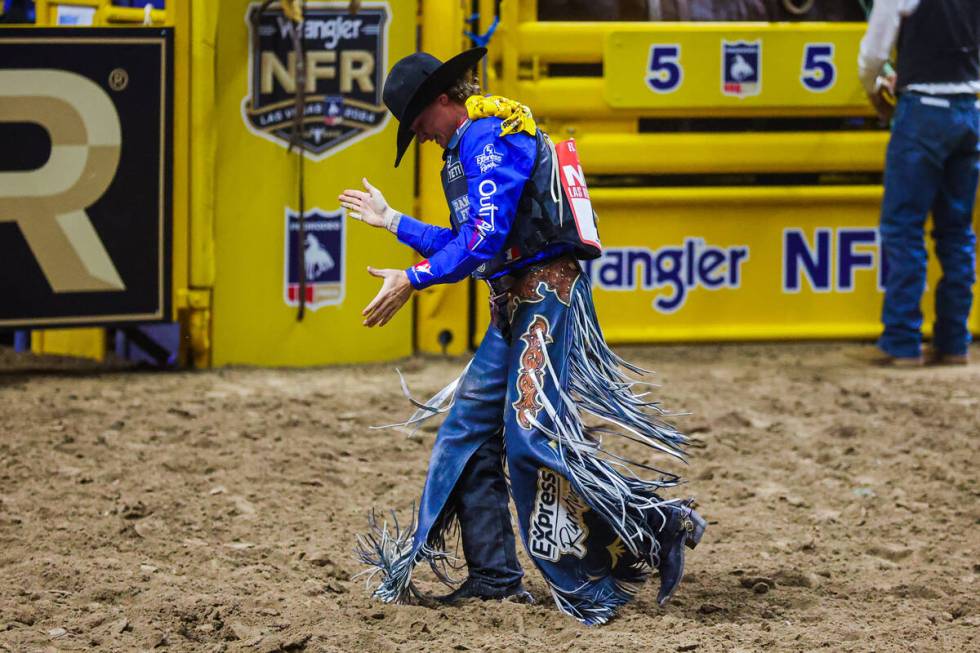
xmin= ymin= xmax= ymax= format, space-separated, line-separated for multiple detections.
xmin=382 ymin=47 xmax=486 ymax=167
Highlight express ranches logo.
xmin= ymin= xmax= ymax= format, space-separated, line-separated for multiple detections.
xmin=243 ymin=2 xmax=390 ymax=159
xmin=529 ymin=467 xmax=590 ymax=563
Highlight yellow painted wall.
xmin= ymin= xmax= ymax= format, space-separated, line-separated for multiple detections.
xmin=413 ymin=0 xmax=471 ymax=355
xmin=210 ymin=0 xmax=416 ymax=366
xmin=31 ymin=329 xmax=106 ymax=362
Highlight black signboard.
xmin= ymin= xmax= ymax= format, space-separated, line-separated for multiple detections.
xmin=0 ymin=28 xmax=173 ymax=329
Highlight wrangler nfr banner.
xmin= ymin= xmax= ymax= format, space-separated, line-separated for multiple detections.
xmin=242 ymin=1 xmax=390 ymax=159
xmin=0 ymin=28 xmax=173 ymax=329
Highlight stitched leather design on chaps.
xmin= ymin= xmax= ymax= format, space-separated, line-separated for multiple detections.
xmin=513 ymin=315 xmax=553 ymax=430
xmin=507 ymin=258 xmax=581 ymax=319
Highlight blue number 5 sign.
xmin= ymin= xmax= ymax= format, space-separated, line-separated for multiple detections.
xmin=801 ymin=43 xmax=836 ymax=92
xmin=646 ymin=44 xmax=683 ymax=93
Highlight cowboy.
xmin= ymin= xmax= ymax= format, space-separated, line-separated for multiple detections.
xmin=857 ymin=0 xmax=979 ymax=366
xmin=342 ymin=48 xmax=705 ymax=624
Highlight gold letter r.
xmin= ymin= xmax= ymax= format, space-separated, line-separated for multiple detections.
xmin=0 ymin=69 xmax=125 ymax=292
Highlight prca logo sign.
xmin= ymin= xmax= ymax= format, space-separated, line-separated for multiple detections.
xmin=722 ymin=39 xmax=761 ymax=98
xmin=284 ymin=208 xmax=345 ymax=309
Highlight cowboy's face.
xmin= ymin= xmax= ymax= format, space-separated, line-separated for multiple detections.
xmin=411 ymin=94 xmax=463 ymax=149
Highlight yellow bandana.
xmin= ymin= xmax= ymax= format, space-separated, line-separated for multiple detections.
xmin=465 ymin=95 xmax=537 ymax=137
xmin=279 ymin=0 xmax=303 ymax=22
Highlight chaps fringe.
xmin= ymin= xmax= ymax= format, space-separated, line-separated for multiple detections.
xmin=357 ymin=281 xmax=688 ymax=625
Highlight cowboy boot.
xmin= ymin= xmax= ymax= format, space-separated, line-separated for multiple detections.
xmin=656 ymin=501 xmax=707 ymax=607
xmin=435 ymin=578 xmax=534 ymax=604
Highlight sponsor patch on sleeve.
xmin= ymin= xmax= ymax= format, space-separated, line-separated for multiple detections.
xmin=475 ymin=143 xmax=503 ymax=173
xmin=413 ymin=259 xmax=432 ymax=276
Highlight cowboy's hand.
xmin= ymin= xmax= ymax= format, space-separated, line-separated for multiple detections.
xmin=363 ymin=267 xmax=413 ymax=327
xmin=869 ymin=72 xmax=897 ymax=125
xmin=339 ymin=178 xmax=399 ymax=232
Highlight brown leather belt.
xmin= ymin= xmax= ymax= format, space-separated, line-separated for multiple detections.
xmin=486 ymin=255 xmax=577 ymax=298
xmin=486 ymin=256 xmax=581 ymax=336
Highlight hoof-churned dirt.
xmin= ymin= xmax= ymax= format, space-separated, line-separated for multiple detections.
xmin=0 ymin=342 xmax=977 ymax=652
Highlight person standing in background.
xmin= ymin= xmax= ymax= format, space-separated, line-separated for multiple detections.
xmin=858 ymin=0 xmax=980 ymax=366
xmin=344 ymin=47 xmax=706 ymax=624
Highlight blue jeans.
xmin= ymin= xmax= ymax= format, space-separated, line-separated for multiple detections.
xmin=430 ymin=328 xmax=524 ymax=591
xmin=451 ymin=424 xmax=524 ymax=590
xmin=413 ymin=260 xmax=594 ymax=593
xmin=878 ymin=93 xmax=979 ymax=358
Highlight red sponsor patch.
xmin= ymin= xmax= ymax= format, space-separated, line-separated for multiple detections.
xmin=555 ymin=139 xmax=600 ymax=249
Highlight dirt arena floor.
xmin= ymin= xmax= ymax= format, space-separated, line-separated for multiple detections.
xmin=0 ymin=341 xmax=977 ymax=652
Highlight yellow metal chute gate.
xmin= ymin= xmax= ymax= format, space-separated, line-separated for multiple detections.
xmin=413 ymin=0 xmax=979 ymax=353
xmin=21 ymin=1 xmax=978 ymax=364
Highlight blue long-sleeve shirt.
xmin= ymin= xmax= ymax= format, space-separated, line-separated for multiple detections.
xmin=398 ymin=118 xmax=537 ymax=290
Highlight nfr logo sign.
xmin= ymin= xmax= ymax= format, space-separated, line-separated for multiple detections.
xmin=243 ymin=2 xmax=390 ymax=159
xmin=0 ymin=28 xmax=172 ymax=329
xmin=783 ymin=228 xmax=888 ymax=293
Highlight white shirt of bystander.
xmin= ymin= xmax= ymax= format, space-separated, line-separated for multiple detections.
xmin=858 ymin=0 xmax=980 ymax=96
